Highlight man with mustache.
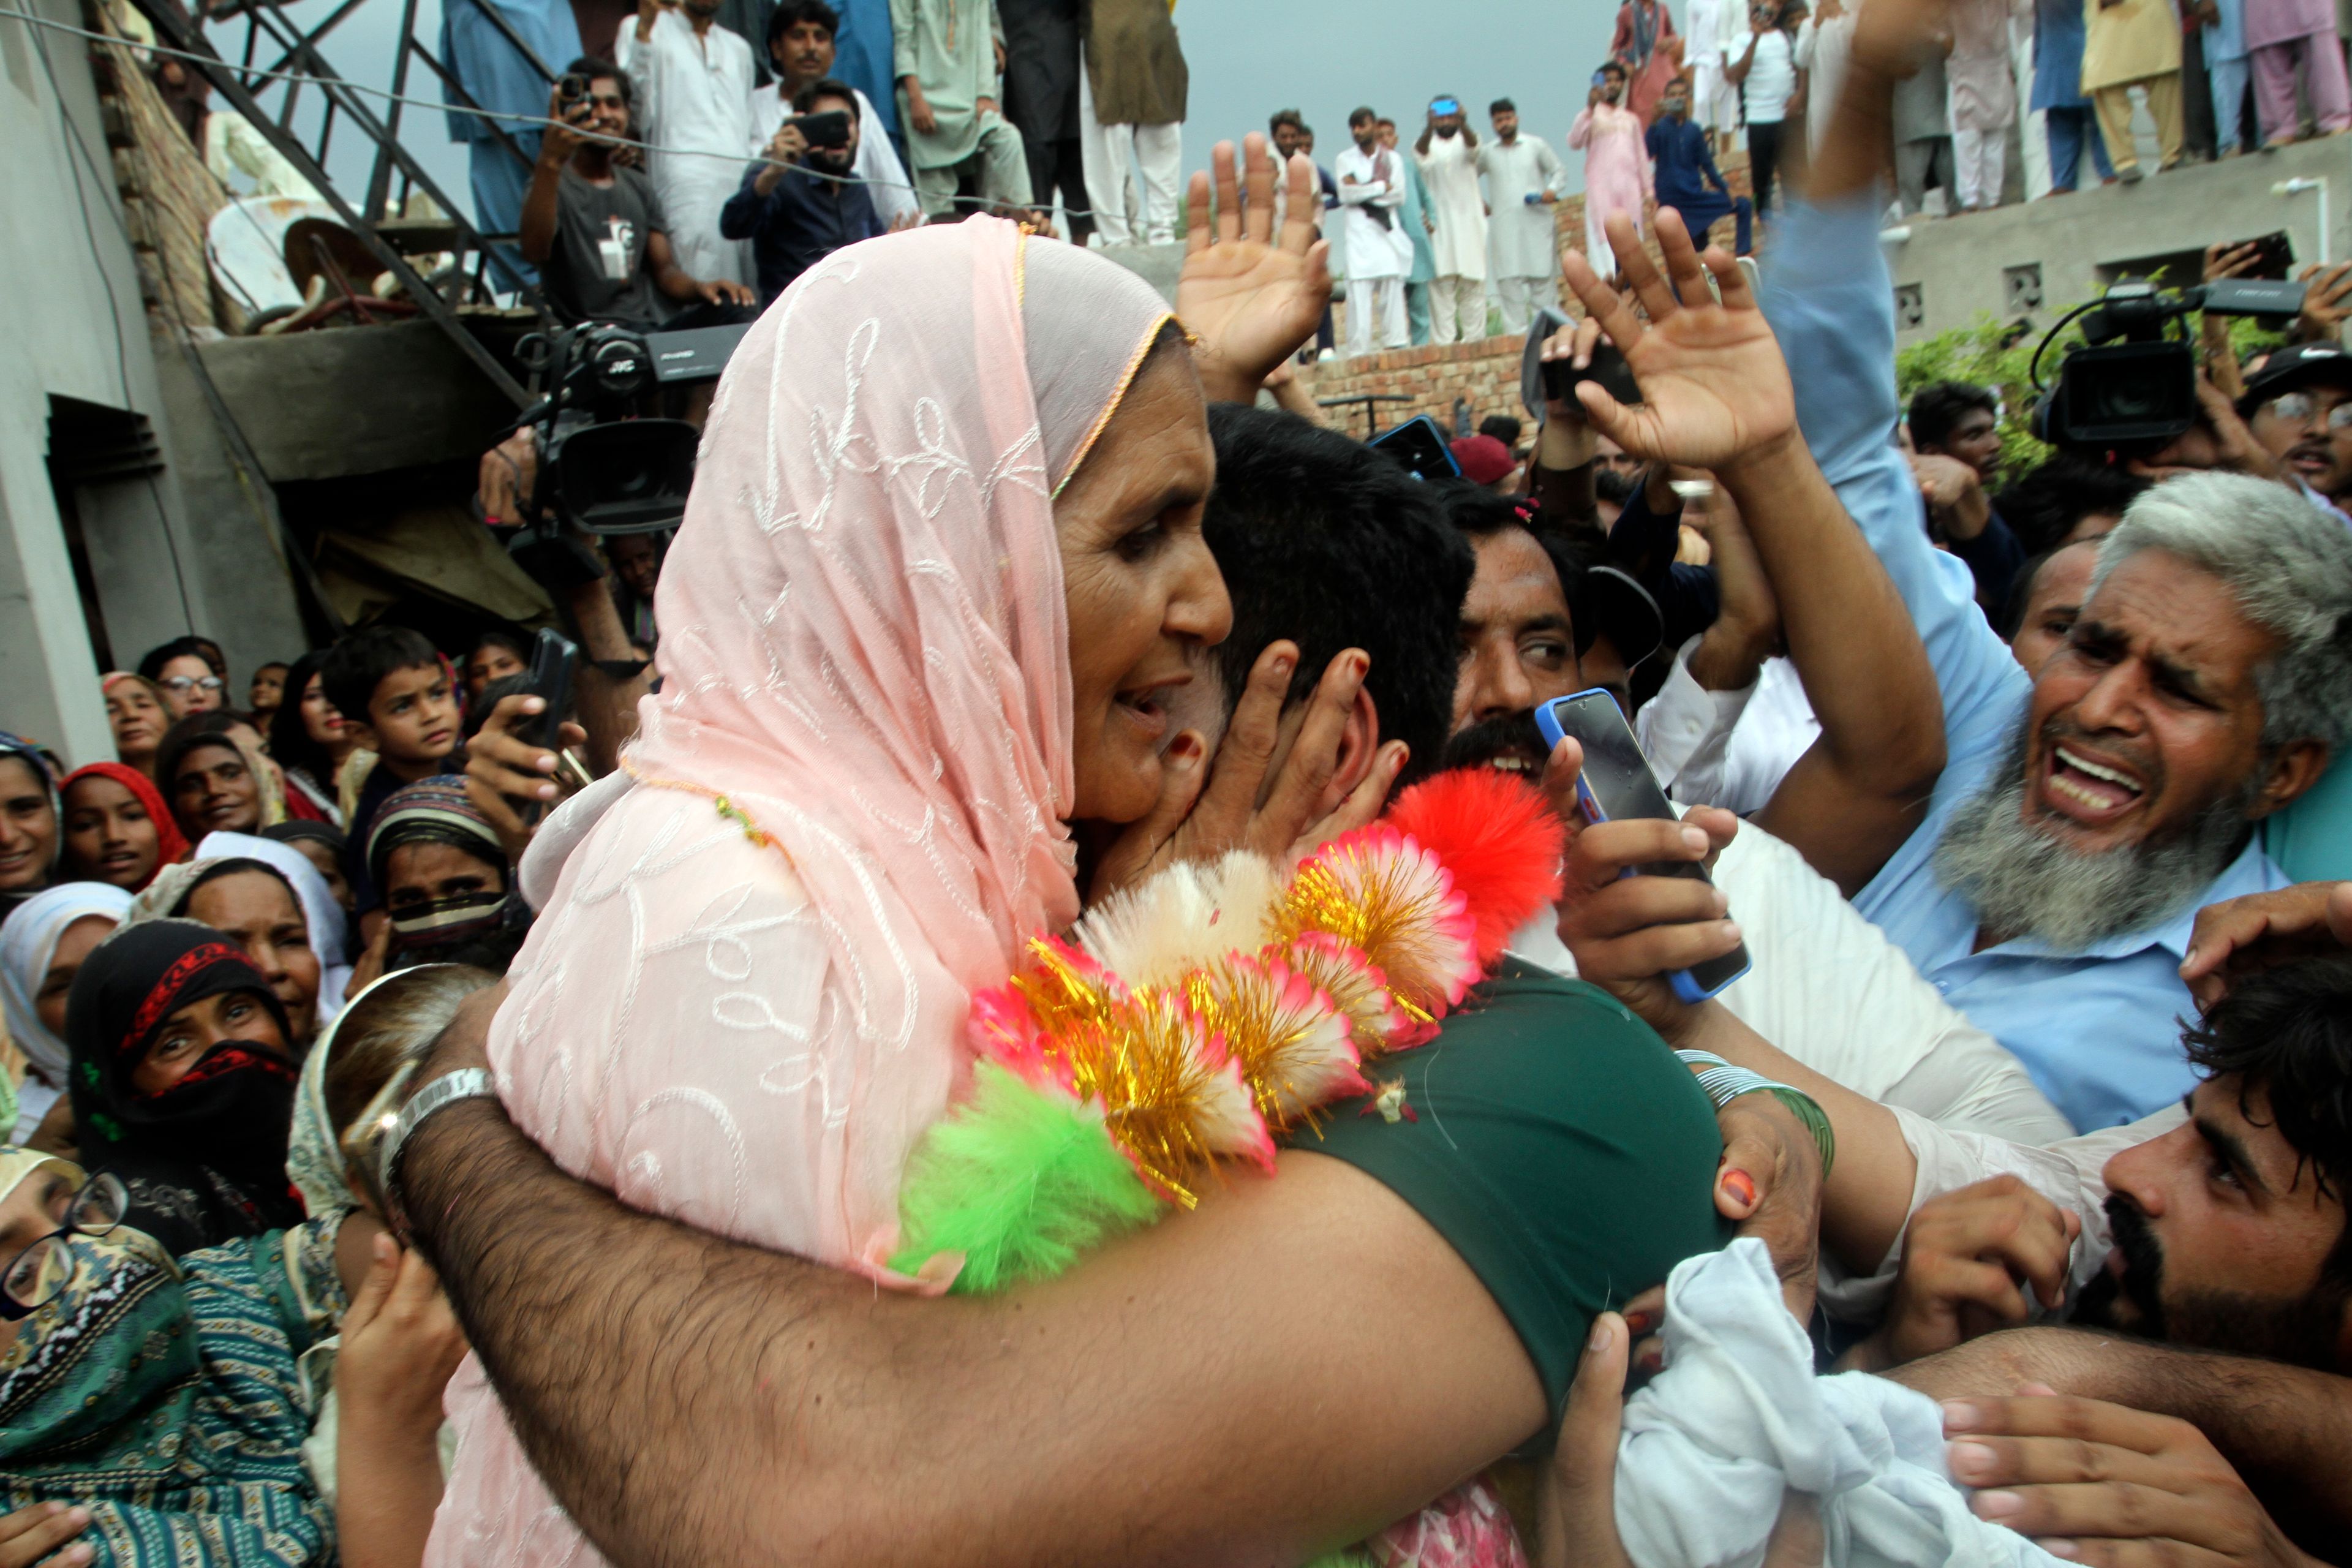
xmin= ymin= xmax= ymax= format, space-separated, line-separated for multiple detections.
xmin=2239 ymin=342 xmax=2352 ymax=515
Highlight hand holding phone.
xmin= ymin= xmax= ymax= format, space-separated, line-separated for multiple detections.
xmin=1537 ymin=690 xmax=1751 ymax=1003
xmin=517 ymin=628 xmax=578 ymax=827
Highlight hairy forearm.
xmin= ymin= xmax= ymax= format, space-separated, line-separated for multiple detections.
xmin=402 ymin=1100 xmax=1542 ymax=1568
xmin=1891 ymin=1327 xmax=2352 ymax=1553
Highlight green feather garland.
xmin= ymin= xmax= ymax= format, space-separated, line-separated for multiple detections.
xmin=892 ymin=1061 xmax=1164 ymax=1293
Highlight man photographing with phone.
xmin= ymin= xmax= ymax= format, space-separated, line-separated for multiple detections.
xmin=721 ymin=77 xmax=888 ymax=307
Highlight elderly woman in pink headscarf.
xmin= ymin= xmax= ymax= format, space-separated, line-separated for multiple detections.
xmin=425 ymin=199 xmax=1281 ymax=1561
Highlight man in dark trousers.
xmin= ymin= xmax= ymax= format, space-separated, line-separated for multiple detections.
xmin=1645 ymin=75 xmax=1753 ymax=255
xmin=720 ymin=78 xmax=886 ymax=306
xmin=998 ymin=0 xmax=1091 ymax=243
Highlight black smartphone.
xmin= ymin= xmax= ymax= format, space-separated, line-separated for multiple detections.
xmin=1368 ymin=415 xmax=1461 ymax=481
xmin=2245 ymin=230 xmax=2295 ymax=281
xmin=558 ymin=72 xmax=587 ymax=109
xmin=518 ymin=627 xmax=578 ymax=826
xmin=791 ymin=109 xmax=853 ymax=149
xmin=1534 ymin=689 xmax=1751 ymax=1003
xmin=1542 ymin=339 xmax=1641 ymax=408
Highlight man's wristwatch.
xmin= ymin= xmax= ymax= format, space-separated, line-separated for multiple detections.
xmin=379 ymin=1068 xmax=499 ymax=1227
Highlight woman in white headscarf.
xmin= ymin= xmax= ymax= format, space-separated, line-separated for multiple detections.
xmin=0 ymin=881 xmax=135 ymax=1141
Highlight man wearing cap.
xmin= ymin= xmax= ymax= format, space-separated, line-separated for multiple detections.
xmin=1449 ymin=433 xmax=1522 ymax=496
xmin=2239 ymin=341 xmax=2352 ymax=515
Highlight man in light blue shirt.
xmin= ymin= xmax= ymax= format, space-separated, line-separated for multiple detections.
xmin=1756 ymin=149 xmax=2352 ymax=1131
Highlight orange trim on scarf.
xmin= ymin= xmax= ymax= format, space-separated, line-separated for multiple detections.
xmin=1053 ymin=311 xmax=1175 ymax=498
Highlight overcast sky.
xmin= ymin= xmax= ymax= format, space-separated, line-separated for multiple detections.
xmin=215 ymin=0 xmax=1623 ymax=228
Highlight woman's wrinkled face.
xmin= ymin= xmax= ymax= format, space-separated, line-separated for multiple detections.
xmin=1052 ymin=347 xmax=1229 ymax=826
xmin=34 ymin=915 xmax=118 ymax=1043
xmin=63 ymin=774 xmax=161 ymax=891
xmin=105 ymin=682 xmax=167 ymax=763
xmin=183 ymin=871 xmax=318 ymax=1043
xmin=134 ymin=989 xmax=288 ymax=1098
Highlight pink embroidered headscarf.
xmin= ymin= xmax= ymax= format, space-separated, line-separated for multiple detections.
xmin=426 ymin=219 xmax=1177 ymax=1567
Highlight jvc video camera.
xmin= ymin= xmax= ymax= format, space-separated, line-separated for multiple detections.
xmin=2033 ymin=276 xmax=2305 ymax=450
xmin=499 ymin=323 xmax=715 ymax=587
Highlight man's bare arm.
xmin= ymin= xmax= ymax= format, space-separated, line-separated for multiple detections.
xmin=1726 ymin=432 xmax=1947 ymax=896
xmin=401 ymin=1044 xmax=1544 ymax=1567
xmin=1891 ymin=1326 xmax=2352 ymax=1552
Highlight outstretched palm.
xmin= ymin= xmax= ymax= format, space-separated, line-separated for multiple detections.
xmin=1559 ymin=211 xmax=1796 ymax=470
xmin=1177 ymin=134 xmax=1332 ymax=404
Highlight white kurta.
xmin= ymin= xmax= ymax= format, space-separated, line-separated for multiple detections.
xmin=1333 ymin=143 xmax=1411 ymax=280
xmin=617 ymin=8 xmax=757 ymax=285
xmin=748 ymin=83 xmax=922 ymax=227
xmin=1477 ymin=134 xmax=1563 ymax=281
xmin=1416 ymin=130 xmax=1487 ymax=281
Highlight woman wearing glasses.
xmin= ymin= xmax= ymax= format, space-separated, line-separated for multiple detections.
xmin=0 ymin=1140 xmax=457 ymax=1566
xmin=135 ymin=638 xmax=230 ymax=722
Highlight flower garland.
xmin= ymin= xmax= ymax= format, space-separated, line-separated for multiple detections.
xmin=891 ymin=766 xmax=1568 ymax=1292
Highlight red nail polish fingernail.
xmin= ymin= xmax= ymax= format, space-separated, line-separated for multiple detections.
xmin=1720 ymin=1169 xmax=1757 ymax=1210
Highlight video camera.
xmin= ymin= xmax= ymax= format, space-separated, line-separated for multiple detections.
xmin=2032 ymin=274 xmax=2305 ymax=450
xmin=499 ymin=320 xmax=746 ymax=587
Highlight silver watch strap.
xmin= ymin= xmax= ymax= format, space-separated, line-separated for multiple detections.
xmin=380 ymin=1068 xmax=497 ymax=1203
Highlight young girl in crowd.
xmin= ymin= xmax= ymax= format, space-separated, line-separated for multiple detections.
xmin=0 ymin=733 xmax=60 ymax=921
xmin=263 ymin=821 xmax=356 ymax=917
xmin=97 ymin=674 xmax=170 ymax=780
xmin=0 ymin=884 xmax=130 ymax=1147
xmin=268 ymin=655 xmax=358 ymax=829
xmin=64 ymin=921 xmax=305 ymax=1255
xmin=58 ymin=764 xmax=184 ymax=893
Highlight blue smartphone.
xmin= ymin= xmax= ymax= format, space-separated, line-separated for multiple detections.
xmin=1430 ymin=96 xmax=1461 ymax=115
xmin=1535 ymin=689 xmax=1752 ymax=1003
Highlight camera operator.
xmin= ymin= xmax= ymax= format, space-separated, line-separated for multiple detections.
xmin=720 ymin=78 xmax=887 ymax=307
xmin=2237 ymin=343 xmax=2352 ymax=515
xmin=519 ymin=58 xmax=758 ymax=328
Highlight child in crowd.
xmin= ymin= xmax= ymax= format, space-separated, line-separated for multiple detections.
xmin=285 ymin=965 xmax=488 ymax=1568
xmin=58 ymin=764 xmax=184 ymax=894
xmin=318 ymin=630 xmax=464 ymax=919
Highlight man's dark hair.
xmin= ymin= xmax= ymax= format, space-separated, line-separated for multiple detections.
xmin=1905 ymin=380 xmax=1998 ymax=451
xmin=1997 ymin=546 xmax=2065 ymax=641
xmin=322 ymin=625 xmax=441 ymax=724
xmin=471 ymin=628 xmax=530 ymax=666
xmin=564 ymin=56 xmax=630 ymax=106
xmin=2184 ymin=959 xmax=2352 ymax=1207
xmin=767 ymin=0 xmax=839 ymax=49
xmin=793 ymin=76 xmax=860 ymax=114
xmin=1203 ymin=407 xmax=1474 ymax=789
xmin=1490 ymin=97 xmax=1516 ymax=116
xmin=1599 ymin=60 xmax=1628 ymax=80
xmin=1268 ymin=108 xmax=1305 ymax=137
xmin=138 ymin=635 xmax=226 ymax=681
xmin=1479 ymin=413 xmax=1523 ymax=448
xmin=1991 ymin=453 xmax=2149 ymax=556
xmin=1349 ymin=105 xmax=1377 ymax=128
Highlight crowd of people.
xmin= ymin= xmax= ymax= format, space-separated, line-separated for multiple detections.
xmin=10 ymin=0 xmax=2352 ymax=1560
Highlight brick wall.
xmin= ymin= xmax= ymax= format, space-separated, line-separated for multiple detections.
xmin=1313 ymin=143 xmax=1755 ymax=432
xmin=86 ymin=6 xmax=232 ymax=334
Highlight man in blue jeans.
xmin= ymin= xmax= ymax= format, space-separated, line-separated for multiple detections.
xmin=1646 ymin=77 xmax=1754 ymax=254
xmin=2033 ymin=0 xmax=2118 ymax=189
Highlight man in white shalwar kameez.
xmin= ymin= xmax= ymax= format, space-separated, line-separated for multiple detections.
xmin=1414 ymin=95 xmax=1488 ymax=344
xmin=618 ymin=0 xmax=758 ymax=287
xmin=1476 ymin=97 xmax=1564 ymax=334
xmin=1335 ymin=107 xmax=1411 ymax=358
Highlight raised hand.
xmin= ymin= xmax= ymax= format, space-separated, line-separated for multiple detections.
xmin=1178 ymin=134 xmax=1333 ymax=404
xmin=1559 ymin=209 xmax=1796 ymax=473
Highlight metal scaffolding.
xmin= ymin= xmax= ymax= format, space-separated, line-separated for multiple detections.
xmin=125 ymin=0 xmax=553 ymax=405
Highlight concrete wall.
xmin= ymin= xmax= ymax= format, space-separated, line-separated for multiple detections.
xmin=1 ymin=0 xmax=308 ymax=767
xmin=1886 ymin=138 xmax=2352 ymax=344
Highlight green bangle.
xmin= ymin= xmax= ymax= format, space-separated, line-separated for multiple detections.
xmin=1675 ymin=1050 xmax=1836 ymax=1181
